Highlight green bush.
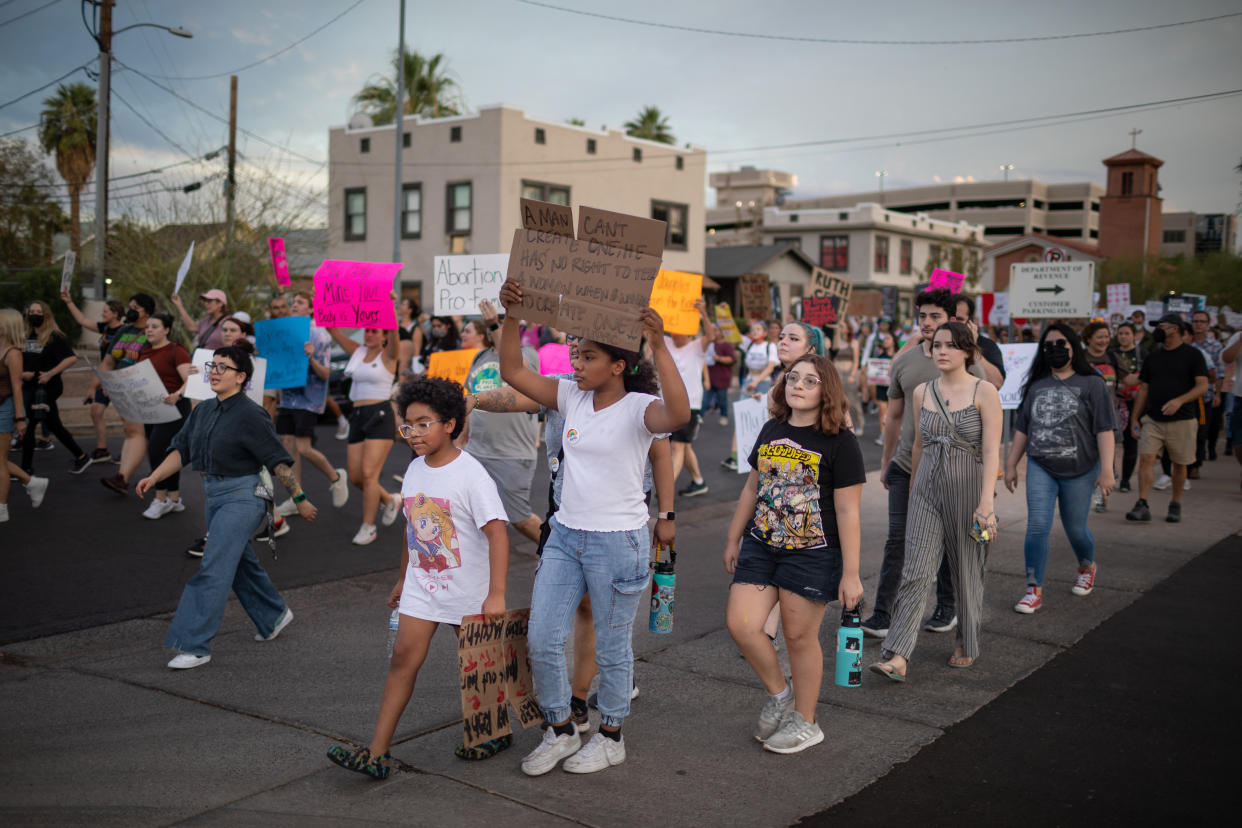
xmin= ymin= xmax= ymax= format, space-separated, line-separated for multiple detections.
xmin=0 ymin=266 xmax=83 ymax=343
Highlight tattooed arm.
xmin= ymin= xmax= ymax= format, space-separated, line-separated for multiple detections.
xmin=273 ymin=462 xmax=318 ymax=521
xmin=465 ymin=386 xmax=541 ymax=415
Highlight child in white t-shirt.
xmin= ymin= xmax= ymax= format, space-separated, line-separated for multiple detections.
xmin=328 ymin=377 xmax=509 ymax=779
xmin=497 ymin=279 xmax=692 ymax=776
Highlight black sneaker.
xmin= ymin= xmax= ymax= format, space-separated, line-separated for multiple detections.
xmin=923 ymin=605 xmax=958 ymax=633
xmin=35 ymin=438 xmax=54 ymax=451
xmin=90 ymin=447 xmax=111 ymax=461
xmin=255 ymin=518 xmax=291 ymax=543
xmin=1117 ymin=480 xmax=1131 ymax=493
xmin=720 ymin=457 xmax=737 ymax=471
xmin=68 ymin=454 xmax=93 ymax=475
xmin=186 ymin=538 xmax=206 ymax=558
xmin=678 ymin=480 xmax=709 ymax=497
xmin=1125 ymin=499 xmax=1151 ymax=522
xmin=861 ymin=613 xmax=889 ymax=639
xmin=1166 ymin=502 xmax=1181 ymax=523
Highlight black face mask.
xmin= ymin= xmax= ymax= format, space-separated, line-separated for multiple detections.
xmin=27 ymin=315 xmax=44 ymax=328
xmin=1044 ymin=342 xmax=1071 ymax=369
xmin=1152 ymin=327 xmax=1167 ymax=345
xmin=124 ymin=309 xmax=140 ymax=324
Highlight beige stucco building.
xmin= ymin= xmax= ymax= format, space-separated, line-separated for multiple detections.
xmin=328 ymin=105 xmax=707 ymax=306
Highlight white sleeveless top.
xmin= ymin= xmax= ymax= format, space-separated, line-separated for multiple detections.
xmin=345 ymin=347 xmax=394 ymax=402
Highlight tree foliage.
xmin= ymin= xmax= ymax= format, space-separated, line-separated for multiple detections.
xmin=1099 ymin=252 xmax=1242 ymax=309
xmin=39 ymin=83 xmax=96 ymax=259
xmin=351 ymin=49 xmax=463 ymax=126
xmin=0 ymin=138 xmax=66 ymax=269
xmin=623 ymin=106 xmax=674 ymax=144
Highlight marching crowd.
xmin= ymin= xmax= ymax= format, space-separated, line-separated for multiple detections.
xmin=2 ymin=279 xmax=1239 ymax=777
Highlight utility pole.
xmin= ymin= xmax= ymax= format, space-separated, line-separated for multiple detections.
xmin=93 ymin=0 xmax=113 ymax=295
xmin=226 ymin=75 xmax=237 ymax=249
xmin=392 ymin=0 xmax=406 ymax=265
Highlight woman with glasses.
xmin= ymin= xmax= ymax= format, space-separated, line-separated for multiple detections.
xmin=138 ymin=345 xmax=318 ymax=670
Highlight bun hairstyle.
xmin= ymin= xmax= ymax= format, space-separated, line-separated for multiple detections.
xmin=770 ymin=354 xmax=848 ymax=435
xmin=588 ymin=339 xmax=659 ymax=395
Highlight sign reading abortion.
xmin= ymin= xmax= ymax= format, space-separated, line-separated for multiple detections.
xmin=433 ymin=254 xmax=509 ymax=315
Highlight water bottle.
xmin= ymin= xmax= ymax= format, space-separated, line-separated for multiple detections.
xmin=835 ymin=606 xmax=863 ymax=687
xmin=385 ymin=609 xmax=400 ymax=657
xmin=648 ymin=548 xmax=676 ymax=634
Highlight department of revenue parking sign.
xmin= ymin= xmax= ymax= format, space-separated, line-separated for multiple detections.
xmin=1009 ymin=261 xmax=1095 ymax=318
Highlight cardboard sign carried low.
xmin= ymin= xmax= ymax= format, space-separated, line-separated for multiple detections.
xmin=268 ymin=237 xmax=291 ymax=287
xmin=433 ymin=254 xmax=510 ymax=316
xmin=457 ymin=610 xmax=542 ymax=748
xmin=800 ymin=296 xmax=839 ymax=326
xmin=739 ymin=273 xmax=772 ymax=321
xmin=998 ymin=343 xmax=1039 ymax=410
xmin=173 ymin=241 xmax=195 ymax=295
xmin=96 ymin=361 xmax=182 ymax=424
xmin=313 ymin=260 xmax=401 ymax=329
xmin=648 ymin=270 xmax=703 ymax=336
xmin=732 ymin=396 xmax=769 ymax=474
xmin=426 ymin=348 xmax=481 ymax=388
xmin=507 ymin=200 xmax=666 ymax=350
xmin=59 ymin=250 xmax=76 ymax=293
xmin=714 ymin=303 xmax=743 ymax=343
xmin=186 ymin=348 xmax=267 ymax=405
xmin=929 ymin=268 xmax=965 ymax=293
xmin=254 ymin=316 xmax=312 ymax=389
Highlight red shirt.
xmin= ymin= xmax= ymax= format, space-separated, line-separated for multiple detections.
xmin=138 ymin=342 xmax=191 ymax=393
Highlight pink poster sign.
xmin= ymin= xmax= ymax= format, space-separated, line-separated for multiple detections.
xmin=929 ymin=268 xmax=965 ymax=293
xmin=268 ymin=237 xmax=291 ymax=286
xmin=312 ymin=259 xmax=402 ymax=329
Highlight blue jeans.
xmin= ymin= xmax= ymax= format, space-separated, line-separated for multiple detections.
xmin=1023 ymin=460 xmax=1097 ymax=587
xmin=528 ymin=516 xmax=649 ymax=728
xmin=164 ymin=474 xmax=286 ymax=655
xmin=702 ymin=386 xmax=730 ymax=418
xmin=872 ymin=462 xmax=954 ymax=622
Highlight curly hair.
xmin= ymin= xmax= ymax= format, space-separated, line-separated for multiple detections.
xmin=915 ymin=287 xmax=957 ymax=319
xmin=395 ymin=376 xmax=466 ymax=439
xmin=587 ymin=339 xmax=660 ymax=395
xmin=769 ymin=354 xmax=848 ymax=435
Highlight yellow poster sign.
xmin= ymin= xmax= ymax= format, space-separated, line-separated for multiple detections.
xmin=715 ymin=303 xmax=743 ymax=343
xmin=426 ymin=348 xmax=481 ymax=389
xmin=649 ymin=270 xmax=703 ymax=335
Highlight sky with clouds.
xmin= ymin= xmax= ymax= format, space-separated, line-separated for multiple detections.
xmin=2 ymin=0 xmax=1240 ymax=227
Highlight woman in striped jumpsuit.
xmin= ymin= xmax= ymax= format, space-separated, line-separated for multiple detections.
xmin=871 ymin=322 xmax=1002 ymax=679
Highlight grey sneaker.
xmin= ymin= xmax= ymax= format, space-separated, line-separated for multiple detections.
xmin=754 ymin=684 xmax=794 ymax=742
xmin=763 ymin=710 xmax=824 ymax=754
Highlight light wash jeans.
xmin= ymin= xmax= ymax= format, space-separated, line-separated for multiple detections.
xmin=1023 ymin=460 xmax=1098 ymax=587
xmin=528 ymin=515 xmax=649 ymax=728
xmin=164 ymin=474 xmax=286 ymax=655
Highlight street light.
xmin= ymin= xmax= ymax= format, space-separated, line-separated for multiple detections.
xmin=90 ymin=1 xmax=193 ymax=296
xmin=875 ymin=170 xmax=888 ymax=205
xmin=1000 ymin=164 xmax=1015 ymax=182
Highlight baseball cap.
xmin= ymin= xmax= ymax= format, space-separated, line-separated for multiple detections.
xmin=230 ymin=310 xmax=251 ymax=324
xmin=200 ymin=289 xmax=227 ymax=304
xmin=1153 ymin=313 xmax=1189 ymax=332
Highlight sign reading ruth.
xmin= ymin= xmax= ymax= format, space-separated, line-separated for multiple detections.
xmin=507 ymin=200 xmax=666 ymax=350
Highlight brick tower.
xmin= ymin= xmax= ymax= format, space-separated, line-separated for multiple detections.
xmin=1098 ymin=145 xmax=1163 ymax=259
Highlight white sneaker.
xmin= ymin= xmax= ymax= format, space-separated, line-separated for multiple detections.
xmin=167 ymin=653 xmax=211 ymax=670
xmin=0 ymin=503 xmax=8 ymax=523
xmin=255 ymin=607 xmax=294 ymax=641
xmin=352 ymin=524 xmax=378 ymax=545
xmin=762 ymin=711 xmax=824 ymax=754
xmin=166 ymin=499 xmax=185 ymax=514
xmin=562 ymin=732 xmax=626 ymax=773
xmin=25 ymin=476 xmax=48 ymax=508
xmin=334 ymin=419 xmax=350 ymax=440
xmin=521 ymin=723 xmax=582 ymax=776
xmin=1152 ymin=474 xmax=1172 ymax=491
xmin=380 ymin=494 xmax=401 ymax=527
xmin=330 ymin=468 xmax=350 ymax=508
xmin=1182 ymin=480 xmax=1191 ymax=491
xmin=274 ymin=498 xmax=299 ymax=517
xmin=142 ymin=498 xmax=174 ymax=520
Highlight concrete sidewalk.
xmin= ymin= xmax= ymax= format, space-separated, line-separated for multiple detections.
xmin=3 ymin=456 xmax=1239 ymax=826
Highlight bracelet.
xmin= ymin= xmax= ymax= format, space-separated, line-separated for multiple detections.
xmin=487 ymin=323 xmax=500 ymax=332
xmin=14 ymin=416 xmax=26 ymax=422
xmin=292 ymin=492 xmax=307 ymax=504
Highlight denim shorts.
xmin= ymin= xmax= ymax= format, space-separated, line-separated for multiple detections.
xmin=0 ymin=396 xmax=14 ymax=433
xmin=731 ymin=534 xmax=842 ymax=604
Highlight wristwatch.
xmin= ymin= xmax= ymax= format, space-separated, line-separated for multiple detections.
xmin=657 ymin=511 xmax=675 ymax=521
xmin=488 ymin=322 xmax=500 ymax=332
xmin=292 ymin=492 xmax=308 ymax=504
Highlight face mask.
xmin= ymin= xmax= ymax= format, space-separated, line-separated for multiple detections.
xmin=27 ymin=315 xmax=44 ymax=328
xmin=429 ymin=328 xmax=446 ymax=339
xmin=124 ymin=309 xmax=139 ymax=323
xmin=1044 ymin=342 xmax=1071 ymax=368
xmin=1152 ymin=327 xmax=1166 ymax=345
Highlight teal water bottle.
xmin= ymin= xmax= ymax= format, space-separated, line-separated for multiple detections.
xmin=648 ymin=547 xmax=676 ymax=634
xmin=835 ymin=606 xmax=863 ymax=687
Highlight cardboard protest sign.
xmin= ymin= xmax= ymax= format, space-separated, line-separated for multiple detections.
xmin=800 ymin=296 xmax=839 ymax=326
xmin=174 ymin=241 xmax=195 ymax=295
xmin=1106 ymin=283 xmax=1130 ymax=317
xmin=998 ymin=343 xmax=1039 ymax=410
xmin=649 ymin=270 xmax=703 ymax=336
xmin=254 ymin=316 xmax=311 ymax=389
xmin=433 ymin=254 xmax=509 ymax=315
xmin=732 ymin=397 xmax=769 ymax=474
xmin=866 ymin=357 xmax=892 ymax=386
xmin=427 ymin=348 xmax=481 ymax=388
xmin=313 ymin=260 xmax=401 ymax=329
xmin=520 ymin=198 xmax=574 ymax=237
xmin=929 ymin=268 xmax=965 ymax=293
xmin=96 ymin=362 xmax=182 ymax=424
xmin=59 ymin=251 xmax=76 ymax=293
xmin=457 ymin=609 xmax=542 ymax=748
xmin=714 ymin=303 xmax=743 ymax=343
xmin=268 ymin=237 xmax=291 ymax=287
xmin=739 ymin=273 xmax=772 ymax=320
xmin=186 ymin=348 xmax=267 ymax=405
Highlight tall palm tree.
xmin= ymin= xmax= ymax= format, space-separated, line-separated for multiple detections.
xmin=351 ymin=48 xmax=463 ymax=125
xmin=623 ymin=106 xmax=674 ymax=144
xmin=39 ymin=83 xmax=96 ymax=259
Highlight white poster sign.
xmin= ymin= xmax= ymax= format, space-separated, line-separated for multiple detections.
xmin=96 ymin=361 xmax=182 ymax=424
xmin=59 ymin=251 xmax=76 ymax=293
xmin=1009 ymin=261 xmax=1095 ymax=318
xmin=997 ymin=343 xmax=1039 ymax=411
xmin=433 ymin=253 xmax=509 ymax=315
xmin=989 ymin=292 xmax=1009 ymax=325
xmin=174 ymin=241 xmax=195 ymax=295
xmin=1106 ymin=283 xmax=1131 ymax=317
xmin=732 ymin=397 xmax=769 ymax=474
xmin=186 ymin=348 xmax=267 ymax=405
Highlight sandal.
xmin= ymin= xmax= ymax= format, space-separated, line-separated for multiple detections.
xmin=327 ymin=745 xmax=391 ymax=779
xmin=948 ymin=652 xmax=974 ymax=669
xmin=868 ymin=661 xmax=906 ymax=683
xmin=454 ymin=734 xmax=513 ymax=761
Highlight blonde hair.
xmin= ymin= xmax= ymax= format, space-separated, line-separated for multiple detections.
xmin=0 ymin=308 xmax=25 ymax=351
xmin=26 ymin=300 xmax=65 ymax=348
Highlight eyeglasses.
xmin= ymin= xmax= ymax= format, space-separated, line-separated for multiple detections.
xmin=398 ymin=420 xmax=447 ymax=438
xmin=785 ymin=373 xmax=821 ymax=389
xmin=202 ymin=362 xmax=241 ymax=374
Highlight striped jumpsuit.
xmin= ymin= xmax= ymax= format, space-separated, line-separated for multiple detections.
xmin=883 ymin=380 xmax=988 ymax=661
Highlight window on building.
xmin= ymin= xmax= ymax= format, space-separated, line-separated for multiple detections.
xmin=450 ymin=125 xmax=462 ymax=143
xmin=651 ymin=200 xmax=688 ymax=250
xmin=535 ymin=127 xmax=546 ymax=145
xmin=789 ymin=214 xmax=799 ymax=223
xmin=402 ymin=132 xmax=410 ymax=148
xmin=888 ymin=201 xmax=951 ymax=213
xmin=773 ymin=236 xmax=802 ymax=250
xmin=838 ymin=212 xmax=849 ymax=221
xmin=929 ymin=243 xmax=941 ymax=264
xmin=1121 ymin=171 xmax=1133 ymax=196
xmin=1163 ymin=229 xmax=1186 ymax=243
xmin=1033 ymin=226 xmax=1045 ymax=234
xmin=344 ymin=187 xmax=366 ymax=241
xmin=957 ymin=197 xmax=1027 ymax=210
xmin=1048 ymin=200 xmax=1085 ymax=211
xmin=820 ymin=235 xmax=848 ymax=271
xmin=1090 ymin=201 xmax=1100 ymax=212
xmin=586 ymin=138 xmax=596 ymax=154
xmin=1089 ymin=228 xmax=1099 ymax=239
xmin=874 ymin=236 xmax=890 ymax=272
xmin=984 ymin=225 xmax=1027 ymax=236
xmin=675 ymin=156 xmax=684 ymax=170
xmin=1033 ymin=199 xmax=1045 ymax=209
xmin=1046 ymin=228 xmax=1083 ymax=238
xmin=446 ymin=182 xmax=472 ymax=237
xmin=401 ymin=183 xmax=421 ymax=239
xmin=360 ymin=137 xmax=370 ymax=154
xmin=521 ymin=181 xmax=570 ymax=206
xmin=900 ymin=239 xmax=912 ymax=274
xmin=633 ymin=147 xmax=643 ymax=163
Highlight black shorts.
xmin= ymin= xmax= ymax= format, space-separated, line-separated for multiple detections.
xmin=348 ymin=401 xmax=394 ymax=443
xmin=874 ymin=384 xmax=889 ymax=402
xmin=731 ymin=534 xmax=842 ymax=604
xmin=670 ymin=410 xmax=702 ymax=444
xmin=93 ymin=387 xmax=110 ymax=406
xmin=275 ymin=408 xmax=318 ymax=437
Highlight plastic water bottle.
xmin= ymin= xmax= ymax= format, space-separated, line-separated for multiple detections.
xmin=648 ymin=548 xmax=676 ymax=634
xmin=835 ymin=606 xmax=863 ymax=688
xmin=385 ymin=609 xmax=400 ymax=657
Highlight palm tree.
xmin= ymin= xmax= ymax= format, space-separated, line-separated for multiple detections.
xmin=351 ymin=49 xmax=463 ymax=125
xmin=39 ymin=83 xmax=96 ymax=259
xmin=623 ymin=106 xmax=674 ymax=144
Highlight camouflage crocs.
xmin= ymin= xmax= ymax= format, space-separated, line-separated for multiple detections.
xmin=326 ymin=744 xmax=391 ymax=779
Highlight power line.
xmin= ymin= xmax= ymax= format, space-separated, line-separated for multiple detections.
xmin=133 ymin=0 xmax=369 ymax=81
xmin=0 ymin=61 xmax=92 ymax=112
xmin=0 ymin=123 xmax=39 ymax=138
xmin=515 ymin=1 xmax=1242 ymax=46
xmin=0 ymin=0 xmax=61 ymax=29
xmin=112 ymin=87 xmax=198 ymax=162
